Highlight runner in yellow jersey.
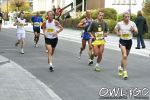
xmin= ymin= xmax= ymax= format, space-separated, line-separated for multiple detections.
xmin=88 ymin=10 xmax=109 ymax=72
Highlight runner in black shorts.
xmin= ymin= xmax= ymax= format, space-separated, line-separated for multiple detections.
xmin=45 ymin=37 xmax=58 ymax=48
xmin=31 ymin=12 xmax=43 ymax=47
xmin=114 ymin=12 xmax=138 ymax=80
xmin=42 ymin=11 xmax=63 ymax=72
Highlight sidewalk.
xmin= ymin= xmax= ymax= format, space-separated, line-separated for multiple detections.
xmin=3 ymin=23 xmax=150 ymax=57
xmin=0 ymin=55 xmax=62 ymax=100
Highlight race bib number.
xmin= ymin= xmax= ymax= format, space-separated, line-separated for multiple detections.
xmin=95 ymin=31 xmax=104 ymax=40
xmin=98 ymin=27 xmax=102 ymax=32
xmin=121 ymin=32 xmax=130 ymax=39
xmin=0 ymin=17 xmax=2 ymax=20
xmin=34 ymin=22 xmax=40 ymax=27
xmin=47 ymin=28 xmax=54 ymax=33
xmin=18 ymin=23 xmax=24 ymax=27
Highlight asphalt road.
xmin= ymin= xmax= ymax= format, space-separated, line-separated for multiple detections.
xmin=0 ymin=28 xmax=150 ymax=100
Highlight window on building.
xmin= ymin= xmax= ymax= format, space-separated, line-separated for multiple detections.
xmin=132 ymin=0 xmax=137 ymax=4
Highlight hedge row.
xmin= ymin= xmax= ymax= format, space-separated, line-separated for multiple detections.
xmin=23 ymin=8 xmax=149 ymax=39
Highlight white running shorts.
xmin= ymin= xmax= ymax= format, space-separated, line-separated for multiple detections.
xmin=16 ymin=33 xmax=25 ymax=40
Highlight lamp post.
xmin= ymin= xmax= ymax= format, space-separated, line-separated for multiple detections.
xmin=7 ymin=0 xmax=8 ymax=20
xmin=129 ymin=0 xmax=131 ymax=17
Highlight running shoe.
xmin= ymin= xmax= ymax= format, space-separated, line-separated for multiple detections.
xmin=35 ymin=44 xmax=38 ymax=48
xmin=49 ymin=66 xmax=54 ymax=72
xmin=20 ymin=49 xmax=24 ymax=54
xmin=118 ymin=66 xmax=123 ymax=77
xmin=88 ymin=60 xmax=93 ymax=65
xmin=78 ymin=51 xmax=81 ymax=59
xmin=94 ymin=66 xmax=101 ymax=72
xmin=123 ymin=71 xmax=128 ymax=80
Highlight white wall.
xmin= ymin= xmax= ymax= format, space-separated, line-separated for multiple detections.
xmin=33 ymin=0 xmax=52 ymax=12
xmin=105 ymin=0 xmax=144 ymax=14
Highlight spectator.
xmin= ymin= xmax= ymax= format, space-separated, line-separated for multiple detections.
xmin=55 ymin=5 xmax=63 ymax=21
xmin=135 ymin=10 xmax=148 ymax=49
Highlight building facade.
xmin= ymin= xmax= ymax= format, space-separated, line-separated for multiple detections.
xmin=32 ymin=0 xmax=148 ymax=14
xmin=105 ymin=0 xmax=145 ymax=14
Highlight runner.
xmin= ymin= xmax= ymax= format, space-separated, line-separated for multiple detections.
xmin=114 ymin=12 xmax=138 ymax=80
xmin=31 ymin=12 xmax=43 ymax=47
xmin=14 ymin=12 xmax=27 ymax=54
xmin=77 ymin=10 xmax=93 ymax=65
xmin=0 ymin=9 xmax=3 ymax=32
xmin=42 ymin=11 xmax=63 ymax=72
xmin=88 ymin=10 xmax=109 ymax=72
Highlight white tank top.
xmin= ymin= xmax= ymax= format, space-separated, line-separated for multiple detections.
xmin=46 ymin=20 xmax=58 ymax=39
xmin=17 ymin=18 xmax=26 ymax=34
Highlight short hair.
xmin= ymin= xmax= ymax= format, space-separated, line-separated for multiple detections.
xmin=18 ymin=12 xmax=24 ymax=17
xmin=98 ymin=9 xmax=104 ymax=13
xmin=47 ymin=11 xmax=54 ymax=16
xmin=123 ymin=11 xmax=129 ymax=17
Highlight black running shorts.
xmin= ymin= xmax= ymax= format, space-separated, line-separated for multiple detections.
xmin=119 ymin=39 xmax=132 ymax=50
xmin=33 ymin=27 xmax=40 ymax=33
xmin=45 ymin=37 xmax=58 ymax=48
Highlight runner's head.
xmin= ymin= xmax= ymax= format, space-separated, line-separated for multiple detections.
xmin=123 ymin=12 xmax=130 ymax=23
xmin=36 ymin=12 xmax=40 ymax=17
xmin=97 ymin=10 xmax=104 ymax=21
xmin=86 ymin=10 xmax=92 ymax=18
xmin=47 ymin=11 xmax=54 ymax=20
xmin=18 ymin=12 xmax=24 ymax=19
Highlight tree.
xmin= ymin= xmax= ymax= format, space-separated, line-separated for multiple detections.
xmin=142 ymin=1 xmax=150 ymax=16
xmin=9 ymin=0 xmax=30 ymax=12
xmin=142 ymin=1 xmax=150 ymax=38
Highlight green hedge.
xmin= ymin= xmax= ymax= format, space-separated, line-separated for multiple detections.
xmin=80 ymin=8 xmax=117 ymax=20
xmin=61 ymin=18 xmax=116 ymax=32
xmin=24 ymin=12 xmax=32 ymax=22
xmin=60 ymin=18 xmax=81 ymax=29
xmin=117 ymin=13 xmax=136 ymax=22
xmin=104 ymin=19 xmax=117 ymax=33
xmin=144 ymin=16 xmax=150 ymax=39
xmin=24 ymin=12 xmax=46 ymax=22
xmin=102 ymin=8 xmax=117 ymax=20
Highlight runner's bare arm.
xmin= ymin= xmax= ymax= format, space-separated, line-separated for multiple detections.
xmin=88 ymin=32 xmax=94 ymax=39
xmin=114 ymin=23 xmax=121 ymax=36
xmin=77 ymin=19 xmax=86 ymax=28
xmin=42 ymin=22 xmax=46 ymax=36
xmin=13 ymin=20 xmax=18 ymax=26
xmin=55 ymin=20 xmax=63 ymax=34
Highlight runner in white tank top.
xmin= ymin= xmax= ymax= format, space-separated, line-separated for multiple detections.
xmin=42 ymin=11 xmax=63 ymax=72
xmin=114 ymin=12 xmax=138 ymax=80
xmin=14 ymin=12 xmax=27 ymax=54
